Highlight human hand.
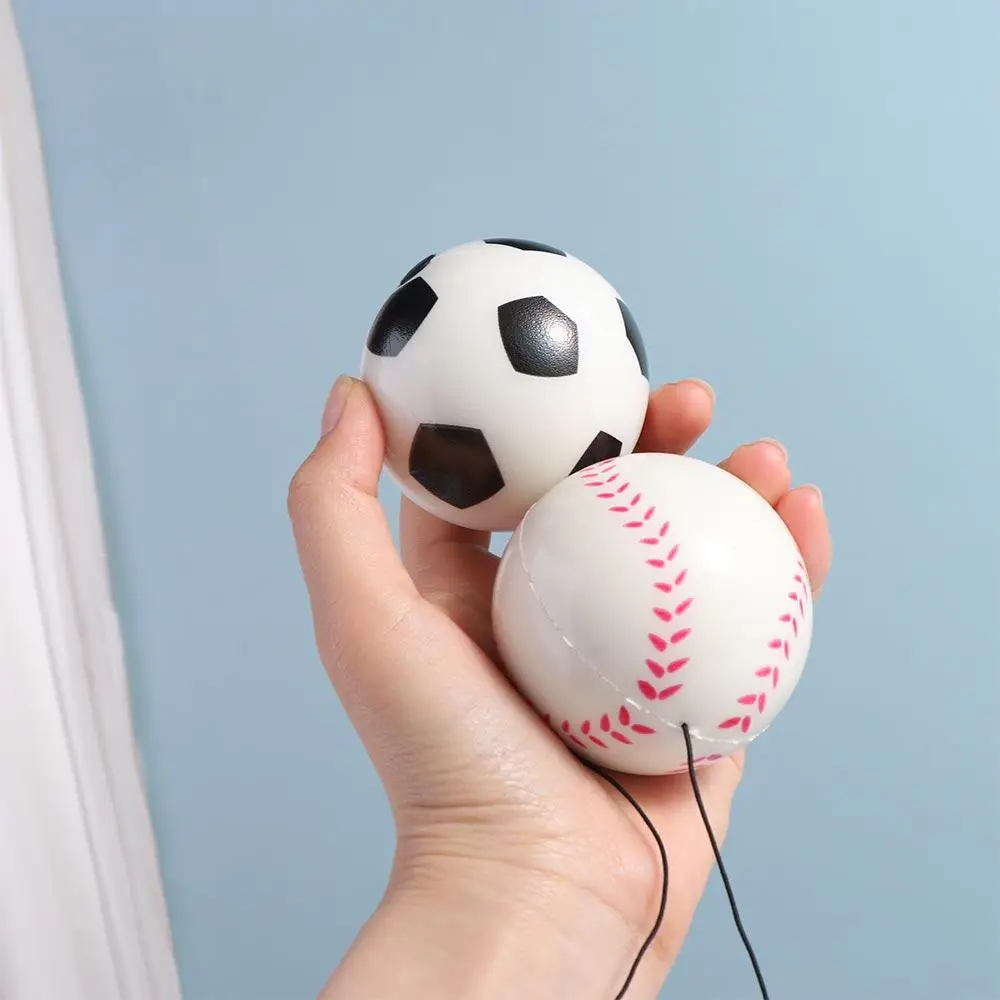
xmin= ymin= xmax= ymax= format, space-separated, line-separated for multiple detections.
xmin=288 ymin=376 xmax=832 ymax=1000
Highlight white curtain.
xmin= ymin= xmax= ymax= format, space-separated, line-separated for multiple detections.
xmin=0 ymin=3 xmax=181 ymax=998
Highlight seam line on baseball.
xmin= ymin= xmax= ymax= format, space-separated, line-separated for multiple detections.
xmin=513 ymin=520 xmax=749 ymax=750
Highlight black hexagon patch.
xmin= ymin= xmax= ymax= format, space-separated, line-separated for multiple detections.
xmin=617 ymin=298 xmax=649 ymax=378
xmin=366 ymin=277 xmax=438 ymax=357
xmin=409 ymin=423 xmax=505 ymax=509
xmin=399 ymin=254 xmax=434 ymax=285
xmin=497 ymin=295 xmax=578 ymax=377
xmin=484 ymin=238 xmax=567 ymax=256
xmin=570 ymin=431 xmax=623 ymax=475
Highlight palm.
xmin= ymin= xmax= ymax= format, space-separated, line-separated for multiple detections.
xmin=394 ymin=381 xmax=830 ymax=987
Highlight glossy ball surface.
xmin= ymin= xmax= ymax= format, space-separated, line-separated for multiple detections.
xmin=492 ymin=451 xmax=813 ymax=775
xmin=360 ymin=238 xmax=650 ymax=531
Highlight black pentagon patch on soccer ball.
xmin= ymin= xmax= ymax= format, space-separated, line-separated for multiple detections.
xmin=497 ymin=296 xmax=578 ymax=377
xmin=399 ymin=254 xmax=434 ymax=285
xmin=366 ymin=277 xmax=437 ymax=357
xmin=617 ymin=298 xmax=649 ymax=378
xmin=484 ymin=238 xmax=567 ymax=256
xmin=570 ymin=431 xmax=623 ymax=475
xmin=409 ymin=423 xmax=505 ymax=509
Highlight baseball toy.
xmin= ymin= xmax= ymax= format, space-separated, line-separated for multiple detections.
xmin=360 ymin=238 xmax=650 ymax=531
xmin=492 ymin=451 xmax=813 ymax=775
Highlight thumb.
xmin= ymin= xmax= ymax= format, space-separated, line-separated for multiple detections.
xmin=287 ymin=376 xmax=419 ymax=705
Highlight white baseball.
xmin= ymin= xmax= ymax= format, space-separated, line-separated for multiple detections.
xmin=492 ymin=451 xmax=813 ymax=775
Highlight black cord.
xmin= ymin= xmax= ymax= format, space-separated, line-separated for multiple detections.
xmin=682 ymin=723 xmax=770 ymax=999
xmin=580 ymin=759 xmax=669 ymax=999
xmin=583 ymin=725 xmax=770 ymax=999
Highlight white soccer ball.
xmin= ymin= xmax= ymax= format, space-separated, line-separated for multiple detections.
xmin=360 ymin=238 xmax=650 ymax=531
xmin=492 ymin=451 xmax=813 ymax=775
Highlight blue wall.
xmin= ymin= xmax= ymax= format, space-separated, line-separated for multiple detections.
xmin=14 ymin=2 xmax=998 ymax=997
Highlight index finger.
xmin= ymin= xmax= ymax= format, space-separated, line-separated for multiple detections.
xmin=636 ymin=379 xmax=716 ymax=455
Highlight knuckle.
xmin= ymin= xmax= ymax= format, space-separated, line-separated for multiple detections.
xmin=286 ymin=456 xmax=316 ymax=510
xmin=286 ymin=452 xmax=338 ymax=519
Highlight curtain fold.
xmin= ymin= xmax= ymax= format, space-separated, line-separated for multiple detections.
xmin=0 ymin=3 xmax=181 ymax=997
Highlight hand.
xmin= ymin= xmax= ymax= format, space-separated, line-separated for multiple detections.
xmin=288 ymin=376 xmax=832 ymax=1000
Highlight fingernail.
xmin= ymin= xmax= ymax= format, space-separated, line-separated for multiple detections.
xmin=320 ymin=375 xmax=357 ymax=437
xmin=757 ymin=437 xmax=789 ymax=462
xmin=679 ymin=377 xmax=716 ymax=403
xmin=802 ymin=483 xmax=824 ymax=506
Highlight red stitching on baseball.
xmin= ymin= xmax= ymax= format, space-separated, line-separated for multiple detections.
xmin=550 ymin=460 xmax=698 ymax=748
xmin=664 ymin=752 xmax=724 ymax=774
xmin=715 ymin=558 xmax=809 ymax=732
xmin=556 ymin=462 xmax=810 ymax=763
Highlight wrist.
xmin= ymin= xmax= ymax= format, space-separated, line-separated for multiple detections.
xmin=320 ymin=860 xmax=648 ymax=1000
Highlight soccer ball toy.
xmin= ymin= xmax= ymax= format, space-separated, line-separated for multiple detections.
xmin=360 ymin=238 xmax=650 ymax=531
xmin=492 ymin=451 xmax=813 ymax=775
